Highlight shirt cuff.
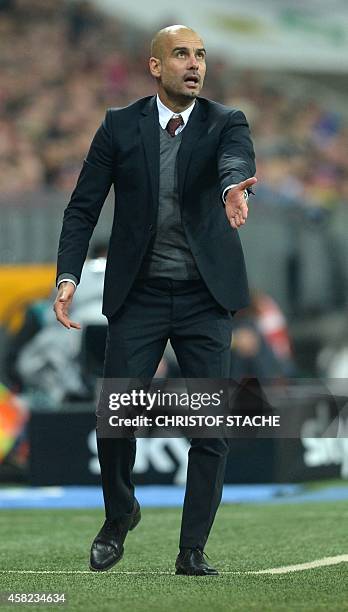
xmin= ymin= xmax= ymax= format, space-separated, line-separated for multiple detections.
xmin=57 ymin=274 xmax=78 ymax=288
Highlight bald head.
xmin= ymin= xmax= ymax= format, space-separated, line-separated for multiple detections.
xmin=149 ymin=24 xmax=206 ymax=111
xmin=151 ymin=25 xmax=199 ymax=59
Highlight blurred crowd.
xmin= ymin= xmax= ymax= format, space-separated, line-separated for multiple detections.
xmin=1 ymin=0 xmax=348 ymax=213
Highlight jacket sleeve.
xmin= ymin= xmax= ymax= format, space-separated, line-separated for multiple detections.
xmin=217 ymin=109 xmax=256 ymax=196
xmin=56 ymin=109 xmax=115 ymax=285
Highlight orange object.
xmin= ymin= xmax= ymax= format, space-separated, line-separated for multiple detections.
xmin=0 ymin=264 xmax=55 ymax=332
xmin=0 ymin=383 xmax=28 ymax=461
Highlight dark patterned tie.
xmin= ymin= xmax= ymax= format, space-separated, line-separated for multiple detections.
xmin=166 ymin=114 xmax=184 ymax=137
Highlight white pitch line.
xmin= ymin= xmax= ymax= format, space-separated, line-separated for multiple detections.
xmin=0 ymin=555 xmax=347 ymax=576
xmin=249 ymin=554 xmax=348 ymax=575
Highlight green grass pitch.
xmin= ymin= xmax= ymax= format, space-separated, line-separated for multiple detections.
xmin=0 ymin=501 xmax=348 ymax=611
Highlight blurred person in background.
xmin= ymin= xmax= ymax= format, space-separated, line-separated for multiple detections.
xmin=229 ymin=291 xmax=295 ymax=438
xmin=317 ymin=313 xmax=348 ymax=380
xmin=54 ymin=24 xmax=256 ymax=576
xmin=6 ymin=242 xmax=108 ymax=402
xmin=230 ymin=290 xmax=295 ymax=380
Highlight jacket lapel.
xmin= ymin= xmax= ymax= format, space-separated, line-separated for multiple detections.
xmin=139 ymin=97 xmax=160 ymax=208
xmin=177 ymin=99 xmax=207 ymax=203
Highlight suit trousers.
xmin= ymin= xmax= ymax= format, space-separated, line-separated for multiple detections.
xmin=96 ymin=277 xmax=233 ymax=550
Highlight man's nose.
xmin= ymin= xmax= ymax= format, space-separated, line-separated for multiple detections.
xmin=187 ymin=53 xmax=199 ymax=70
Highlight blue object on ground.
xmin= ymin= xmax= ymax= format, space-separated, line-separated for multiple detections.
xmin=4 ymin=482 xmax=347 ymax=510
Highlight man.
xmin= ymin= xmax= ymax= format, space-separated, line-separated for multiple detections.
xmin=54 ymin=24 xmax=257 ymax=576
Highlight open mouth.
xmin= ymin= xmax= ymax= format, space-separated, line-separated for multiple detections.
xmin=184 ymin=74 xmax=200 ymax=86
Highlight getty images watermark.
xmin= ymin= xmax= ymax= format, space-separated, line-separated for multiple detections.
xmin=106 ymin=387 xmax=278 ymax=429
xmin=95 ymin=378 xmax=348 ymax=438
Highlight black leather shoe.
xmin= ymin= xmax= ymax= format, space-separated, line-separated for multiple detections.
xmin=175 ymin=548 xmax=219 ymax=576
xmin=90 ymin=498 xmax=141 ymax=572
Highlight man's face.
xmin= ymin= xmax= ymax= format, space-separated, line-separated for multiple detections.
xmin=150 ymin=29 xmax=206 ymax=103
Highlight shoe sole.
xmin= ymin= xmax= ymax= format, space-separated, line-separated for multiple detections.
xmin=175 ymin=568 xmax=219 ymax=576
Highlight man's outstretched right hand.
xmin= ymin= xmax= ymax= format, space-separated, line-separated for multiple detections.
xmin=53 ymin=281 xmax=81 ymax=330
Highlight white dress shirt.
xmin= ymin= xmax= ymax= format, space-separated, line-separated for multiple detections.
xmin=156 ymin=94 xmax=195 ymax=134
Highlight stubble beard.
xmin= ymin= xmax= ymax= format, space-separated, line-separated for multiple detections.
xmin=161 ymin=78 xmax=201 ymax=105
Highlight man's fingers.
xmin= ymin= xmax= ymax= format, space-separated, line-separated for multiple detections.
xmin=228 ymin=201 xmax=247 ymax=225
xmin=228 ymin=214 xmax=244 ymax=228
xmin=55 ymin=311 xmax=82 ymax=330
xmin=53 ymin=304 xmax=70 ymax=328
xmin=241 ymin=202 xmax=248 ymax=219
xmin=230 ymin=217 xmax=242 ymax=229
xmin=53 ymin=297 xmax=81 ymax=330
xmin=54 ymin=308 xmax=72 ymax=329
xmin=238 ymin=176 xmax=257 ymax=191
xmin=225 ymin=190 xmax=250 ymax=229
xmin=69 ymin=321 xmax=82 ymax=330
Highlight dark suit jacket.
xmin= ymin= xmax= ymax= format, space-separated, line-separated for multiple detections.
xmin=57 ymin=95 xmax=256 ymax=318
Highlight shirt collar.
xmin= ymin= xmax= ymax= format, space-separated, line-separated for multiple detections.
xmin=156 ymin=94 xmax=196 ymax=130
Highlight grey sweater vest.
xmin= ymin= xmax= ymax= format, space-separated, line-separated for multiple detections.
xmin=138 ymin=126 xmax=200 ymax=280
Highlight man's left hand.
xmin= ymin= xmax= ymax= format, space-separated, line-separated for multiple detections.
xmin=225 ymin=177 xmax=257 ymax=229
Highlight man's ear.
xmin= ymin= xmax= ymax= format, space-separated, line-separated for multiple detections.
xmin=149 ymin=57 xmax=161 ymax=78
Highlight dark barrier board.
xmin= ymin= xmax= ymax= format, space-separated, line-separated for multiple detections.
xmin=29 ymin=410 xmax=347 ymax=486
